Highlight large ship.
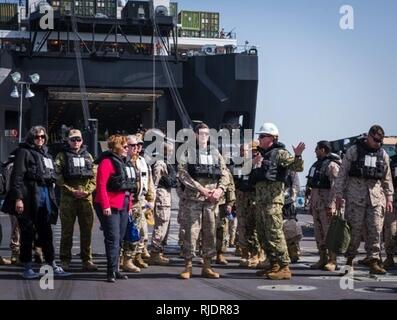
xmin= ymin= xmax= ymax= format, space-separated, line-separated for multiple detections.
xmin=0 ymin=0 xmax=258 ymax=160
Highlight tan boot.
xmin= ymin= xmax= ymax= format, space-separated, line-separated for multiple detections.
xmin=134 ymin=253 xmax=149 ymax=268
xmin=310 ymin=249 xmax=328 ymax=269
xmin=216 ymin=253 xmax=228 ymax=265
xmin=369 ymin=259 xmax=387 ymax=275
xmin=149 ymin=252 xmax=170 ymax=266
xmin=324 ymin=252 xmax=337 ymax=271
xmin=383 ymin=255 xmax=395 ymax=270
xmin=122 ymin=257 xmax=141 ymax=273
xmin=201 ymin=258 xmax=220 ymax=279
xmin=239 ymin=248 xmax=250 ymax=267
xmin=11 ymin=251 xmax=19 ymax=265
xmin=82 ymin=260 xmax=98 ymax=272
xmin=179 ymin=260 xmax=193 ymax=280
xmin=248 ymin=254 xmax=259 ymax=268
xmin=357 ymin=256 xmax=370 ymax=266
xmin=0 ymin=256 xmax=11 ymax=265
xmin=141 ymin=247 xmax=151 ymax=259
xmin=267 ymin=265 xmax=292 ymax=280
xmin=234 ymin=246 xmax=242 ymax=257
xmin=256 ymin=261 xmax=279 ymax=277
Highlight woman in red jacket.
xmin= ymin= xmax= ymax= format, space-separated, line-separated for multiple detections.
xmin=95 ymin=135 xmax=136 ymax=282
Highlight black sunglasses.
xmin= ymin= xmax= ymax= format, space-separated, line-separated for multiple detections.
xmin=370 ymin=134 xmax=383 ymax=144
xmin=259 ymin=134 xmax=272 ymax=139
xmin=34 ymin=135 xmax=46 ymax=140
xmin=123 ymin=145 xmax=129 ymax=149
xmin=70 ymin=137 xmax=82 ymax=142
xmin=128 ymin=143 xmax=138 ymax=147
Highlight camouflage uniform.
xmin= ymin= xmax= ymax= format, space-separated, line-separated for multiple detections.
xmin=216 ymin=168 xmax=236 ymax=254
xmin=283 ymin=170 xmax=301 ymax=262
xmin=383 ymin=154 xmax=397 ymax=260
xmin=176 ymin=181 xmax=186 ymax=249
xmin=178 ymin=148 xmax=230 ymax=261
xmin=333 ymin=144 xmax=394 ymax=261
xmin=308 ymin=163 xmax=339 ymax=248
xmin=254 ymin=145 xmax=304 ymax=267
xmin=151 ymin=160 xmax=172 ymax=253
xmin=123 ymin=155 xmax=155 ymax=260
xmin=55 ymin=148 xmax=97 ymax=265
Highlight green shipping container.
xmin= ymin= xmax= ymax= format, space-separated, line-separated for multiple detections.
xmin=200 ymin=12 xmax=219 ymax=32
xmin=179 ymin=29 xmax=200 ymax=38
xmin=169 ymin=2 xmax=177 ymax=17
xmin=0 ymin=3 xmax=17 ymax=24
xmin=178 ymin=10 xmax=200 ymax=30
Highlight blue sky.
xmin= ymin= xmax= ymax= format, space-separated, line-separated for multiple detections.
xmin=177 ymin=0 xmax=397 ymax=183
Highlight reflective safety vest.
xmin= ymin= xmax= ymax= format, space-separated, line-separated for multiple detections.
xmin=349 ymin=141 xmax=386 ymax=180
xmin=63 ymin=148 xmax=94 ymax=180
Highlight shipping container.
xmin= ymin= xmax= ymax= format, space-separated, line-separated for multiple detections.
xmin=122 ymin=0 xmax=149 ymax=20
xmin=96 ymin=0 xmax=116 ymax=18
xmin=169 ymin=1 xmax=177 ymax=17
xmin=178 ymin=10 xmax=200 ymax=30
xmin=0 ymin=3 xmax=18 ymax=25
xmin=200 ymin=11 xmax=219 ymax=32
xmin=179 ymin=29 xmax=200 ymax=38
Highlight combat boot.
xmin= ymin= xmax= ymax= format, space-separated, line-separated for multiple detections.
xmin=122 ymin=257 xmax=141 ymax=273
xmin=267 ymin=264 xmax=292 ymax=280
xmin=0 ymin=256 xmax=11 ymax=265
xmin=248 ymin=254 xmax=260 ymax=268
xmin=342 ymin=256 xmax=354 ymax=274
xmin=179 ymin=260 xmax=193 ymax=280
xmin=239 ymin=248 xmax=250 ymax=267
xmin=149 ymin=252 xmax=170 ymax=266
xmin=357 ymin=256 xmax=370 ymax=266
xmin=201 ymin=258 xmax=220 ymax=279
xmin=216 ymin=253 xmax=228 ymax=265
xmin=383 ymin=255 xmax=395 ymax=270
xmin=324 ymin=252 xmax=337 ymax=272
xmin=256 ymin=261 xmax=279 ymax=277
xmin=11 ymin=250 xmax=20 ymax=265
xmin=369 ymin=259 xmax=387 ymax=275
xmin=82 ymin=260 xmax=98 ymax=272
xmin=141 ymin=247 xmax=151 ymax=259
xmin=134 ymin=253 xmax=149 ymax=268
xmin=310 ymin=249 xmax=328 ymax=269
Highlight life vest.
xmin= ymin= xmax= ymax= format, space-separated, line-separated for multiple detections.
xmin=233 ymin=164 xmax=253 ymax=192
xmin=157 ymin=163 xmax=178 ymax=190
xmin=98 ymin=152 xmax=136 ymax=193
xmin=137 ymin=156 xmax=150 ymax=196
xmin=252 ymin=142 xmax=288 ymax=183
xmin=23 ymin=144 xmax=56 ymax=185
xmin=307 ymin=154 xmax=341 ymax=189
xmin=349 ymin=140 xmax=386 ymax=180
xmin=187 ymin=146 xmax=222 ymax=180
xmin=62 ymin=147 xmax=94 ymax=180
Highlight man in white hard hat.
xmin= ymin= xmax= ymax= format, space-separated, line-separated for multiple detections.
xmin=252 ymin=122 xmax=305 ymax=280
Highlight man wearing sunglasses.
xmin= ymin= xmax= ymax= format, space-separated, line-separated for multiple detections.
xmin=252 ymin=122 xmax=305 ymax=280
xmin=334 ymin=125 xmax=394 ymax=275
xmin=55 ymin=129 xmax=98 ymax=272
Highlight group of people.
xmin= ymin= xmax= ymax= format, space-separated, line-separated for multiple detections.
xmin=0 ymin=122 xmax=395 ymax=283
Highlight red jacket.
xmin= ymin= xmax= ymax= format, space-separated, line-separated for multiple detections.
xmin=95 ymin=158 xmax=133 ymax=211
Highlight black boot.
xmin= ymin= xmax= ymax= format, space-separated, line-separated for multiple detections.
xmin=115 ymin=271 xmax=128 ymax=280
xmin=107 ymin=272 xmax=116 ymax=283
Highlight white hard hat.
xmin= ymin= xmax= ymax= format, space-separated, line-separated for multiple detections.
xmin=256 ymin=122 xmax=279 ymax=136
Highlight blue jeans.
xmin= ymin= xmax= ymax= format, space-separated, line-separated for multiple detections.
xmin=96 ymin=197 xmax=129 ymax=274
